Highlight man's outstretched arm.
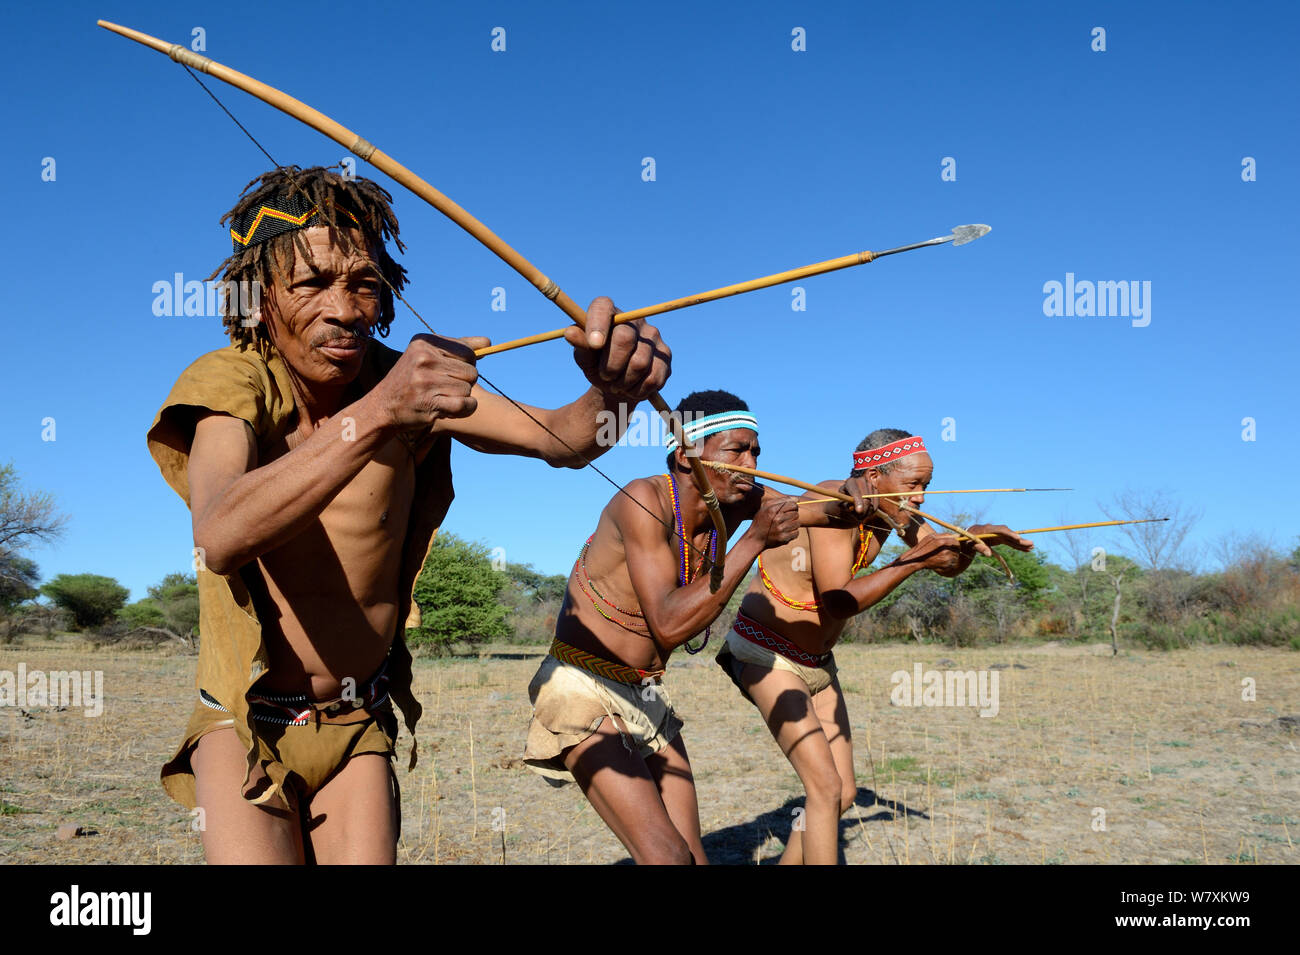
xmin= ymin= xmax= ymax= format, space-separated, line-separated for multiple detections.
xmin=811 ymin=526 xmax=978 ymax=620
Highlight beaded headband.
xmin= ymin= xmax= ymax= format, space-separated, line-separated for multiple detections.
xmin=665 ymin=410 xmax=758 ymax=451
xmin=229 ymin=193 xmax=362 ymax=251
xmin=853 ymin=435 xmax=927 ymax=470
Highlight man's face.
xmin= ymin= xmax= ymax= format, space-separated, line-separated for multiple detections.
xmin=693 ymin=427 xmax=761 ymax=505
xmin=872 ymin=452 xmax=933 ymax=520
xmin=260 ymin=226 xmax=382 ymax=386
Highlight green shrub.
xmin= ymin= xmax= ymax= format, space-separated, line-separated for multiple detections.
xmin=407 ymin=534 xmax=510 ymax=655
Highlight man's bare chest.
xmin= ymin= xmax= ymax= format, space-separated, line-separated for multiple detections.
xmin=263 ymin=429 xmax=418 ymax=570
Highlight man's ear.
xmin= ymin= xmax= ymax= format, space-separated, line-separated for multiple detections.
xmin=256 ymin=285 xmax=285 ymax=338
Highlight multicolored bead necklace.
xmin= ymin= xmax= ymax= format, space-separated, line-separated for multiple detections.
xmin=573 ymin=474 xmax=719 ymax=647
xmin=576 ymin=535 xmax=651 ymax=634
xmin=667 ymin=471 xmax=717 ymax=654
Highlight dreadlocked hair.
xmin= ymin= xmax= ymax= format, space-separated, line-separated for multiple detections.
xmin=207 ymin=165 xmax=408 ymax=347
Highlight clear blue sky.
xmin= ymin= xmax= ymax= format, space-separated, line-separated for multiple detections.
xmin=3 ymin=0 xmax=1297 ymax=600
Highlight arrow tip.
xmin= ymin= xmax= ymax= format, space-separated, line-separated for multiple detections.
xmin=951 ymin=224 xmax=992 ymax=246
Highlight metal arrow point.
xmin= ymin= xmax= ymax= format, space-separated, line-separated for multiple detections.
xmin=870 ymin=224 xmax=993 ymax=259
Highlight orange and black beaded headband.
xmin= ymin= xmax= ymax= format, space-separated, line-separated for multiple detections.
xmin=229 ymin=192 xmax=362 ymax=251
xmin=853 ymin=436 xmax=926 ymax=470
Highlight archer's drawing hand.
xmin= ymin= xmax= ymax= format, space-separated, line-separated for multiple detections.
xmin=379 ymin=333 xmax=485 ymax=429
xmin=564 ymin=297 xmax=671 ymax=402
xmin=907 ymin=533 xmax=976 ymax=578
xmin=748 ymin=494 xmax=801 ymax=550
xmin=837 ymin=474 xmax=879 ymax=521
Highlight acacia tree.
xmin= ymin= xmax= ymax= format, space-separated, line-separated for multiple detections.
xmin=0 ymin=554 xmax=39 ymax=614
xmin=41 ymin=573 xmax=129 ymax=630
xmin=0 ymin=462 xmax=68 ymax=633
xmin=0 ymin=554 xmax=40 ymax=642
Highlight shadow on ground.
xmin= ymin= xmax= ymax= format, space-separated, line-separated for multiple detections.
xmin=613 ymin=787 xmax=928 ymax=865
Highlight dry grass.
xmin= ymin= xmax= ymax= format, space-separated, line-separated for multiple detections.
xmin=1 ymin=637 xmax=1296 ymax=864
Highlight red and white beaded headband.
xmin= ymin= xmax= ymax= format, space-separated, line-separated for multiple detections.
xmin=853 ymin=436 xmax=927 ymax=470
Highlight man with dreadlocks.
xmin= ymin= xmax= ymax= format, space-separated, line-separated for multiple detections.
xmin=717 ymin=429 xmax=1034 ymax=864
xmin=147 ymin=166 xmax=676 ymax=864
xmin=522 ymin=390 xmax=873 ymax=864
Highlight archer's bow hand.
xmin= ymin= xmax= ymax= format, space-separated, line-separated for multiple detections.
xmin=964 ymin=524 xmax=1034 ymax=552
xmin=564 ymin=297 xmax=671 ymax=402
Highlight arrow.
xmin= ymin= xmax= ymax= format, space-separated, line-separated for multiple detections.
xmin=977 ymin=518 xmax=1170 ymax=537
xmin=475 ymin=225 xmax=993 ymax=357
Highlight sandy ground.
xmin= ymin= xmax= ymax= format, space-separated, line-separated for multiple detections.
xmin=1 ymin=638 xmax=1296 ymax=865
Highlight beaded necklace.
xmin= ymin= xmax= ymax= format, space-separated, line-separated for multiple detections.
xmin=576 ymin=536 xmax=650 ymax=633
xmin=667 ymin=471 xmax=717 ymax=654
xmin=758 ymin=525 xmax=872 ymax=613
xmin=573 ymin=474 xmax=718 ymax=646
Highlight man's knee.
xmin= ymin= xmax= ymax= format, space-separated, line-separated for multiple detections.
xmin=805 ymin=765 xmax=843 ymax=808
xmin=633 ymin=829 xmax=694 ymax=865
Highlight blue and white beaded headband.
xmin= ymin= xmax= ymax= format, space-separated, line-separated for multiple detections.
xmin=665 ymin=410 xmax=759 ymax=451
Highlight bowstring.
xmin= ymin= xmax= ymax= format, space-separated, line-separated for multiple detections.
xmin=179 ymin=64 xmax=713 ymax=566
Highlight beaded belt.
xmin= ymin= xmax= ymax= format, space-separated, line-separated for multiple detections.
xmin=732 ymin=612 xmax=832 ymax=668
xmin=549 ymin=638 xmax=664 ymax=685
xmin=200 ymin=659 xmax=391 ymax=726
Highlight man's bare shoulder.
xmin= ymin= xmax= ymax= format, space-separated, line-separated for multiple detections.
xmin=612 ymin=475 xmax=670 ymax=521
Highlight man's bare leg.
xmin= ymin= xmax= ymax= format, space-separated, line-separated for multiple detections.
xmin=813 ymin=674 xmax=858 ymax=815
xmin=191 ymin=727 xmax=304 ymax=864
xmin=779 ymin=675 xmax=857 ymax=862
xmin=564 ymin=716 xmax=695 ymax=864
xmin=309 ymin=753 xmax=399 ymax=864
xmin=740 ymin=663 xmax=842 ymax=865
xmin=646 ymin=733 xmax=708 ymax=864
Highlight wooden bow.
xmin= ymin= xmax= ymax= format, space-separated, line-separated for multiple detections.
xmin=99 ymin=19 xmax=729 ymax=590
